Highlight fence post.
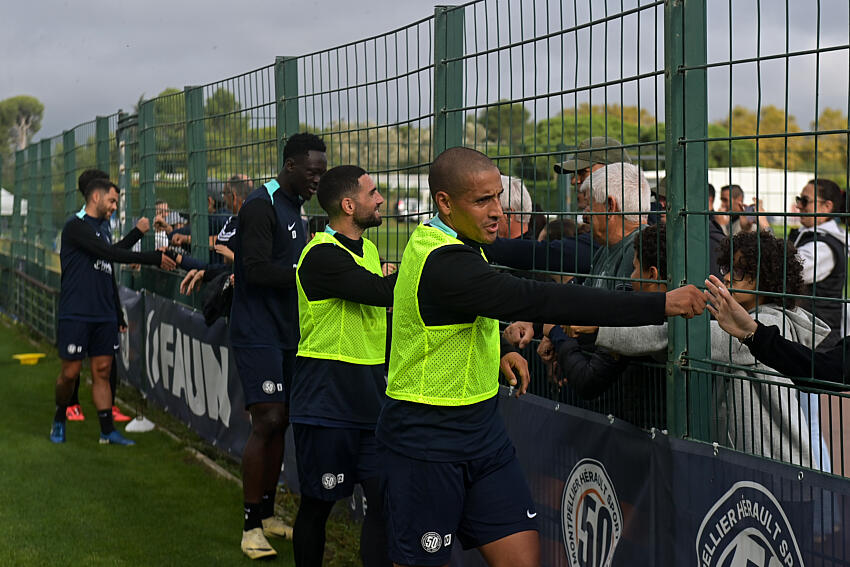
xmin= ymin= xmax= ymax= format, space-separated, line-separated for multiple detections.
xmin=433 ymin=5 xmax=464 ymax=157
xmin=39 ymin=139 xmax=52 ymax=263
xmin=139 ymin=100 xmax=156 ymax=253
xmin=185 ymin=86 xmax=210 ymax=264
xmin=275 ymin=56 xmax=300 ymax=172
xmin=27 ymin=144 xmax=39 ymax=269
xmin=116 ymin=111 xmax=136 ymax=287
xmin=664 ymin=0 xmax=711 ymax=441
xmin=96 ymin=116 xmax=110 ymax=174
xmin=63 ymin=130 xmax=77 ymax=221
xmin=12 ymin=151 xmax=26 ymax=270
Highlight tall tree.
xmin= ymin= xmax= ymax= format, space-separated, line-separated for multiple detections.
xmin=722 ymin=105 xmax=810 ymax=170
xmin=0 ymin=95 xmax=45 ymax=151
xmin=478 ymin=100 xmax=531 ymax=145
xmin=152 ymin=88 xmax=186 ymax=173
xmin=810 ymin=107 xmax=849 ymax=184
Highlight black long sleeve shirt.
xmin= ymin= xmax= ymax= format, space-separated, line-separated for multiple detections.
xmin=482 ymin=231 xmax=596 ymax=275
xmin=377 ymin=227 xmax=668 ymax=461
xmin=748 ymin=322 xmax=850 ymax=392
xmin=230 ymin=183 xmax=306 ymax=349
xmin=110 ymin=226 xmax=145 ymax=327
xmin=291 ymin=232 xmax=398 ymax=428
xmin=59 ymin=214 xmax=162 ymax=322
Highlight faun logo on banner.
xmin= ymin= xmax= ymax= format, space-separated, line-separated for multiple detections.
xmin=561 ymin=458 xmax=623 ymax=567
xmin=146 ymin=310 xmax=232 ymax=426
xmin=696 ymin=481 xmax=803 ymax=567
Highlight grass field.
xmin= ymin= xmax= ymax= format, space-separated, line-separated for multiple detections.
xmin=0 ymin=318 xmax=295 ymax=566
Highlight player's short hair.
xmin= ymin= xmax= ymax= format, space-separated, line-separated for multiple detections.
xmin=428 ymin=147 xmax=497 ymax=200
xmin=317 ymin=165 xmax=367 ymax=217
xmin=78 ymin=169 xmax=109 ymax=197
xmin=283 ymin=133 xmax=327 ymax=162
xmin=84 ymin=178 xmax=118 ymax=201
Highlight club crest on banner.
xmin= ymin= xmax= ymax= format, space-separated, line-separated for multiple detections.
xmin=696 ymin=481 xmax=803 ymax=567
xmin=561 ymin=458 xmax=623 ymax=567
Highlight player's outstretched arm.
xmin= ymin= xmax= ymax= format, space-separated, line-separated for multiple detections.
xmin=66 ymin=218 xmax=166 ymax=267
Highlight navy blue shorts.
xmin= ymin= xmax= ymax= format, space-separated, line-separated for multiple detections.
xmin=57 ymin=319 xmax=118 ymax=361
xmin=293 ymin=424 xmax=378 ymax=501
xmin=233 ymin=347 xmax=294 ymax=408
xmin=380 ymin=442 xmax=538 ymax=566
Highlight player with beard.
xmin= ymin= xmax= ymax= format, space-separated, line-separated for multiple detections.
xmin=290 ymin=165 xmax=395 ymax=567
xmin=230 ymin=133 xmax=328 ymax=559
xmin=50 ymin=178 xmax=175 ymax=445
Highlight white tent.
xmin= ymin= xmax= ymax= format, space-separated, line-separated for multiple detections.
xmin=0 ymin=188 xmax=27 ymax=216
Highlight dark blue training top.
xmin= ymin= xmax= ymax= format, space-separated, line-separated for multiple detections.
xmin=59 ymin=212 xmax=162 ymax=322
xmin=230 ymin=180 xmax=306 ymax=349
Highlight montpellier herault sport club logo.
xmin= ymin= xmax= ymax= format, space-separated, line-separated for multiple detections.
xmin=696 ymin=481 xmax=803 ymax=567
xmin=561 ymin=458 xmax=623 ymax=567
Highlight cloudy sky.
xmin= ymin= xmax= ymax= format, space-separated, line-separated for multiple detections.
xmin=1 ymin=0 xmax=441 ymax=135
xmin=2 ymin=0 xmax=848 ymax=140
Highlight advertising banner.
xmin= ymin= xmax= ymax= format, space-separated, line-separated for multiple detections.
xmin=116 ymin=288 xmax=849 ymax=566
xmin=499 ymin=393 xmax=849 ymax=567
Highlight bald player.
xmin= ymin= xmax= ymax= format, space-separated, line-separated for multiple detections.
xmin=376 ymin=147 xmax=705 ymax=567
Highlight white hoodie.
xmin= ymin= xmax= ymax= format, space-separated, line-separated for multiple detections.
xmin=594 ymin=304 xmax=831 ymax=469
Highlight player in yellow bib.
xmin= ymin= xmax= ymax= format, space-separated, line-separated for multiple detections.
xmin=376 ymin=147 xmax=706 ymax=567
xmin=292 ymin=165 xmax=396 ymax=567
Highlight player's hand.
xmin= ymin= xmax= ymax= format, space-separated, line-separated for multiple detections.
xmin=503 ymin=321 xmax=534 ymax=348
xmin=381 ymin=262 xmax=398 ymax=276
xmin=214 ymin=244 xmax=234 ymax=263
xmin=119 ymin=324 xmax=128 ymax=333
xmin=500 ymin=351 xmax=530 ymax=397
xmin=135 ymin=217 xmax=151 ymax=234
xmin=153 ymin=213 xmax=168 ymax=231
xmin=664 ymin=284 xmax=707 ymax=319
xmin=171 ymin=233 xmax=190 ymax=247
xmin=160 ymin=252 xmax=177 ymax=271
xmin=537 ymin=336 xmax=557 ymax=364
xmin=704 ymin=275 xmax=757 ymax=340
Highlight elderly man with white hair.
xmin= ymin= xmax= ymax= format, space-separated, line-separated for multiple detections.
xmin=497 ymin=175 xmax=534 ymax=239
xmin=581 ymin=161 xmax=652 ymax=289
xmin=503 ymin=162 xmax=652 ymax=346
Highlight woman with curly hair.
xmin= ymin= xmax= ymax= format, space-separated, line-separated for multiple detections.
xmin=588 ymin=230 xmax=831 ymax=470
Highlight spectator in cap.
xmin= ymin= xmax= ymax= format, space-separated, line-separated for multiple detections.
xmin=554 ymin=137 xmax=633 ymax=212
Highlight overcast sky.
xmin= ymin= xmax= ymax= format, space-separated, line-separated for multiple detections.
xmin=2 ymin=0 xmax=848 ymax=141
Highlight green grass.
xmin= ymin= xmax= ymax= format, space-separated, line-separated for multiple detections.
xmin=0 ymin=318 xmax=294 ymax=566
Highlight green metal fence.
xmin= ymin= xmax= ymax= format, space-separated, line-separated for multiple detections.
xmin=1 ymin=0 xmax=849 ymax=478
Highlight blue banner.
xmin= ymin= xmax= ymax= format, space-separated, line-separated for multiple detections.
xmin=117 ymin=288 xmax=849 ymax=566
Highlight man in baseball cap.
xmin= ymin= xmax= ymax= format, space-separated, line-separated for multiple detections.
xmin=554 ymin=137 xmax=632 ymax=211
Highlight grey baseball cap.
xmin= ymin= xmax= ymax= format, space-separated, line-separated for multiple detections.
xmin=554 ymin=137 xmax=632 ymax=174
